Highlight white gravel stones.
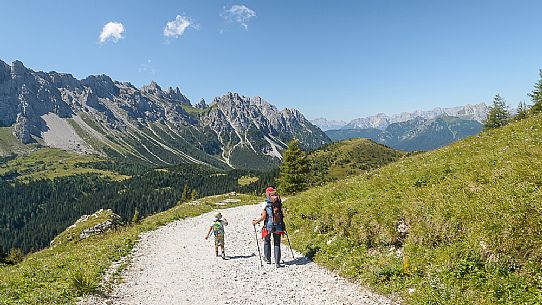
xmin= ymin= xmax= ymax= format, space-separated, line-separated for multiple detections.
xmin=79 ymin=204 xmax=393 ymax=305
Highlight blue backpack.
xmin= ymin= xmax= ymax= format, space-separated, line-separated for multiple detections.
xmin=264 ymin=197 xmax=284 ymax=233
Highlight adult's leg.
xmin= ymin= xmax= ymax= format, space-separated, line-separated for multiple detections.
xmin=263 ymin=233 xmax=271 ymax=263
xmin=273 ymin=233 xmax=281 ymax=265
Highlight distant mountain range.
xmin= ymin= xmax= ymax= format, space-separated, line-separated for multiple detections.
xmin=326 ymin=115 xmax=483 ymax=151
xmin=0 ymin=59 xmax=330 ymax=170
xmin=311 ymin=103 xmax=488 ymax=131
xmin=309 ymin=118 xmax=348 ymax=131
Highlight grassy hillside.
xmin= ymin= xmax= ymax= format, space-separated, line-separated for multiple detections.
xmin=0 ymin=148 xmax=129 ymax=181
xmin=0 ymin=127 xmax=34 ymax=156
xmin=0 ymin=193 xmax=260 ymax=305
xmin=285 ymin=114 xmax=542 ymax=304
xmin=307 ymin=138 xmax=406 ymax=186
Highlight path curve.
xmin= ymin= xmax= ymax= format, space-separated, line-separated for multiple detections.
xmin=80 ymin=204 xmax=393 ymax=305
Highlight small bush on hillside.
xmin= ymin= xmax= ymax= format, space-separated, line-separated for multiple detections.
xmin=7 ymin=248 xmax=24 ymax=264
xmin=69 ymin=268 xmax=98 ymax=296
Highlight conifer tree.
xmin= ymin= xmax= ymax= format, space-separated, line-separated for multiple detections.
xmin=529 ymin=69 xmax=542 ymax=114
xmin=483 ymin=94 xmax=510 ymax=130
xmin=0 ymin=245 xmax=5 ymax=263
xmin=514 ymin=101 xmax=529 ymax=121
xmin=181 ymin=184 xmax=189 ymax=202
xmin=131 ymin=208 xmax=140 ymax=224
xmin=191 ymin=189 xmax=199 ymax=200
xmin=277 ymin=139 xmax=309 ymax=194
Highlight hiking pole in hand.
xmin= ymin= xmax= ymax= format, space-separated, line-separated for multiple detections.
xmin=253 ymin=224 xmax=263 ymax=267
xmin=284 ymin=227 xmax=295 ymax=260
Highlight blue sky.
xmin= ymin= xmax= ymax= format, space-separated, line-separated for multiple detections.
xmin=1 ymin=1 xmax=541 ymax=121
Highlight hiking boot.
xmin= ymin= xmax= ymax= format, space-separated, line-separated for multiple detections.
xmin=216 ymin=251 xmax=219 ymax=257
xmin=275 ymin=263 xmax=284 ymax=268
xmin=263 ymin=257 xmax=271 ymax=264
xmin=222 ymin=253 xmax=226 ymax=259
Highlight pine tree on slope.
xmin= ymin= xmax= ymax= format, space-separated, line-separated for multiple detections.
xmin=529 ymin=69 xmax=542 ymax=115
xmin=277 ymin=139 xmax=309 ymax=194
xmin=484 ymin=94 xmax=510 ymax=130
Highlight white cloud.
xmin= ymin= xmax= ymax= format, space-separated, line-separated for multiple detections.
xmin=221 ymin=5 xmax=256 ymax=30
xmin=164 ymin=15 xmax=197 ymax=38
xmin=99 ymin=21 xmax=125 ymax=43
xmin=138 ymin=59 xmax=156 ymax=74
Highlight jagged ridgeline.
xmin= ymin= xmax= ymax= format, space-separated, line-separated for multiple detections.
xmin=0 ymin=59 xmax=330 ymax=171
xmin=0 ymin=151 xmax=278 ymax=254
xmin=326 ymin=116 xmax=483 ymax=152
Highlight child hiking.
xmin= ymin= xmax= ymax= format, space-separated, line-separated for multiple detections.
xmin=205 ymin=212 xmax=229 ymax=259
xmin=252 ymin=187 xmax=285 ymax=268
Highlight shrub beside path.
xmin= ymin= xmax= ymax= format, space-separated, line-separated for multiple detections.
xmin=79 ymin=204 xmax=393 ymax=305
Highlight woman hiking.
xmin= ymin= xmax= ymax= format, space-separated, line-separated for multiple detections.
xmin=252 ymin=187 xmax=285 ymax=268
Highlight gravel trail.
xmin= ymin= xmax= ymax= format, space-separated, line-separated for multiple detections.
xmin=80 ymin=204 xmax=393 ymax=305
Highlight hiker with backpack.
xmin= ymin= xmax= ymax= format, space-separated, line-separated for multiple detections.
xmin=252 ymin=187 xmax=285 ymax=267
xmin=204 ymin=212 xmax=228 ymax=259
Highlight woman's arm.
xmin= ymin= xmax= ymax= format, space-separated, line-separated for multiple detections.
xmin=252 ymin=210 xmax=267 ymax=225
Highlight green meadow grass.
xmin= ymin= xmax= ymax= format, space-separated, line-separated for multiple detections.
xmin=285 ymin=114 xmax=542 ymax=304
xmin=0 ymin=127 xmax=33 ymax=156
xmin=0 ymin=193 xmax=260 ymax=305
xmin=307 ymin=138 xmax=406 ymax=185
xmin=0 ymin=148 xmax=129 ymax=181
xmin=238 ymin=175 xmax=259 ymax=186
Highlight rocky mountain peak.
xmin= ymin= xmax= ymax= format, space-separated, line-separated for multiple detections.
xmin=81 ymin=74 xmax=118 ymax=98
xmin=141 ymin=80 xmax=162 ymax=94
xmin=0 ymin=60 xmax=10 ymax=83
xmin=10 ymin=60 xmax=29 ymax=79
xmin=141 ymin=81 xmax=190 ymax=105
xmin=195 ymin=98 xmax=207 ymax=109
xmin=0 ymin=59 xmax=331 ymax=170
xmin=49 ymin=71 xmax=80 ymax=90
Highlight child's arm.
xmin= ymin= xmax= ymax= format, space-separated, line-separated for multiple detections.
xmin=223 ymin=219 xmax=228 ymax=226
xmin=204 ymin=226 xmax=212 ymax=240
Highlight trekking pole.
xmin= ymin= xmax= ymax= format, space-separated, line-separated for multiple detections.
xmin=253 ymin=224 xmax=263 ymax=267
xmin=284 ymin=228 xmax=295 ymax=260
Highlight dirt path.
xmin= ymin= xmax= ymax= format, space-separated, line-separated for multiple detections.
xmin=80 ymin=204 xmax=393 ymax=305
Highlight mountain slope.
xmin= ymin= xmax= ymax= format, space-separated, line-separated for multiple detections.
xmin=306 ymin=138 xmax=406 ymax=185
xmin=0 ymin=60 xmax=330 ymax=170
xmin=286 ymin=114 xmax=542 ymax=304
xmin=327 ymin=115 xmax=483 ymax=151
